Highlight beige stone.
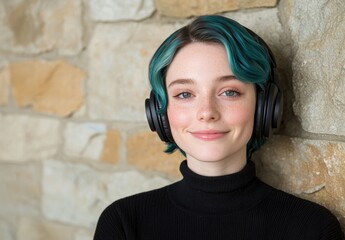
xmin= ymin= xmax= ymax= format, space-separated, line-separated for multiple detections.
xmin=0 ymin=219 xmax=14 ymax=240
xmin=88 ymin=22 xmax=185 ymax=121
xmin=74 ymin=228 xmax=95 ymax=240
xmin=0 ymin=0 xmax=83 ymax=55
xmin=63 ymin=122 xmax=107 ymax=160
xmin=11 ymin=60 xmax=85 ymax=117
xmin=155 ymin=0 xmax=278 ymax=17
xmin=10 ymin=60 xmax=54 ymax=107
xmin=0 ymin=114 xmax=60 ymax=161
xmin=42 ymin=0 xmax=84 ymax=55
xmin=279 ymin=0 xmax=345 ymax=136
xmin=240 ymin=0 xmax=277 ymax=8
xmin=127 ymin=130 xmax=184 ymax=178
xmin=0 ymin=163 xmax=41 ymax=216
xmin=89 ymin=0 xmax=155 ymax=21
xmin=42 ymin=159 xmax=171 ymax=227
xmin=254 ymin=136 xmax=345 ymax=226
xmin=17 ymin=217 xmax=76 ymax=240
xmin=223 ymin=8 xmax=283 ymax=53
xmin=100 ymin=130 xmax=121 ymax=164
xmin=0 ymin=66 xmax=10 ymax=106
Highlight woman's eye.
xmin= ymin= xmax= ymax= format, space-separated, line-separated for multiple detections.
xmin=176 ymin=92 xmax=192 ymax=99
xmin=222 ymin=90 xmax=240 ymax=97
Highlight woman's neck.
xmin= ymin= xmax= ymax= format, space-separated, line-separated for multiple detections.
xmin=186 ymin=150 xmax=247 ymax=177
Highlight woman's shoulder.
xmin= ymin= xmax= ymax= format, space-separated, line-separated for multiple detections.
xmin=264 ymin=182 xmax=333 ymax=215
xmin=260 ymin=181 xmax=343 ymax=238
xmin=94 ymin=183 xmax=175 ymax=239
xmin=117 ymin=183 xmax=170 ymax=207
xmin=100 ymin=182 xmax=175 ymax=218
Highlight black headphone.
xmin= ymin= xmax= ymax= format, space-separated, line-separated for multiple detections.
xmin=145 ymin=29 xmax=283 ymax=143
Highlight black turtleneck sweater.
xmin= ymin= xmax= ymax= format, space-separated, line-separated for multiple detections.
xmin=94 ymin=160 xmax=343 ymax=240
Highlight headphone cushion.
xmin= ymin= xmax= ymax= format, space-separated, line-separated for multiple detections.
xmin=263 ymin=83 xmax=278 ymax=138
xmin=254 ymin=86 xmax=265 ymax=140
xmin=145 ymin=91 xmax=174 ymax=143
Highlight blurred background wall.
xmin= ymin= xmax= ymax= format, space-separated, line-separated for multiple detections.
xmin=0 ymin=0 xmax=344 ymax=239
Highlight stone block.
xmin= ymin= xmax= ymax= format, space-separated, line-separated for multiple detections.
xmin=0 ymin=219 xmax=14 ymax=240
xmin=0 ymin=66 xmax=10 ymax=106
xmin=127 ymin=130 xmax=184 ymax=178
xmin=89 ymin=0 xmax=155 ymax=21
xmin=88 ymin=21 xmax=185 ymax=122
xmin=100 ymin=130 xmax=121 ymax=164
xmin=74 ymin=228 xmax=95 ymax=240
xmin=0 ymin=163 xmax=41 ymax=216
xmin=223 ymin=8 xmax=283 ymax=56
xmin=0 ymin=0 xmax=83 ymax=55
xmin=0 ymin=114 xmax=60 ymax=161
xmin=279 ymin=0 xmax=345 ymax=136
xmin=17 ymin=217 xmax=76 ymax=240
xmin=63 ymin=122 xmax=107 ymax=160
xmin=42 ymin=159 xmax=171 ymax=227
xmin=10 ymin=60 xmax=86 ymax=117
xmin=254 ymin=136 xmax=345 ymax=223
xmin=155 ymin=0 xmax=277 ymax=17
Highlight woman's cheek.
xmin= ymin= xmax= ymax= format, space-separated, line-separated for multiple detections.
xmin=231 ymin=108 xmax=254 ymax=125
xmin=167 ymin=106 xmax=189 ymax=129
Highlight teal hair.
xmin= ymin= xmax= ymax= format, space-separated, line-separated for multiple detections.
xmin=148 ymin=15 xmax=271 ymax=156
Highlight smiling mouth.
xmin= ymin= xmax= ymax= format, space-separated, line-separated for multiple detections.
xmin=190 ymin=130 xmax=229 ymax=141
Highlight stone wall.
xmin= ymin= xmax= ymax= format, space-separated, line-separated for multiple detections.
xmin=0 ymin=0 xmax=344 ymax=239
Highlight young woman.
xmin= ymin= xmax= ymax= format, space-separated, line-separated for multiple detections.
xmin=94 ymin=15 xmax=343 ymax=239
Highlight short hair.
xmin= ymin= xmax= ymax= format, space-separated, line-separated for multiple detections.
xmin=148 ymin=15 xmax=271 ymax=156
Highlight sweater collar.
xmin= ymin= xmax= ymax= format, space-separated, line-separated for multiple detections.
xmin=179 ymin=160 xmax=256 ymax=193
xmin=168 ymin=160 xmax=270 ymax=214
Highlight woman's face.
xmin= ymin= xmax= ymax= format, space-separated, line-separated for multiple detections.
xmin=166 ymin=42 xmax=256 ymax=175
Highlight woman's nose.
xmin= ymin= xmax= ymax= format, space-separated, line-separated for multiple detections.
xmin=197 ymin=97 xmax=220 ymax=122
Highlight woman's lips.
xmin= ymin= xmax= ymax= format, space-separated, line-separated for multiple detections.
xmin=190 ymin=130 xmax=229 ymax=141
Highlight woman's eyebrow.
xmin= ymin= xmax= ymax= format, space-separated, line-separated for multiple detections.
xmin=167 ymin=78 xmax=195 ymax=88
xmin=218 ymin=75 xmax=237 ymax=82
xmin=167 ymin=75 xmax=237 ymax=88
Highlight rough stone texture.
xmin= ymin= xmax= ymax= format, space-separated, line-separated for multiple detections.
xmin=0 ymin=66 xmax=10 ymax=106
xmin=88 ymin=21 xmax=185 ymax=122
xmin=127 ymin=131 xmax=184 ymax=178
xmin=0 ymin=114 xmax=60 ymax=161
xmin=0 ymin=0 xmax=83 ymax=55
xmin=63 ymin=122 xmax=107 ymax=161
xmin=17 ymin=217 xmax=77 ymax=240
xmin=0 ymin=219 xmax=14 ymax=240
xmin=0 ymin=163 xmax=41 ymax=217
xmin=11 ymin=60 xmax=85 ymax=117
xmin=155 ymin=0 xmax=278 ymax=17
xmin=254 ymin=136 xmax=345 ymax=224
xmin=89 ymin=0 xmax=155 ymax=21
xmin=74 ymin=228 xmax=95 ymax=240
xmin=17 ymin=219 xmax=94 ymax=240
xmin=224 ymin=8 xmax=283 ymax=55
xmin=0 ymin=0 xmax=344 ymax=238
xmin=279 ymin=0 xmax=345 ymax=136
xmin=100 ymin=130 xmax=121 ymax=164
xmin=42 ymin=159 xmax=171 ymax=227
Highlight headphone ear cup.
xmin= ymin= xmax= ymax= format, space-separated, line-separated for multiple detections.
xmin=254 ymin=86 xmax=265 ymax=140
xmin=272 ymin=89 xmax=283 ymax=129
xmin=145 ymin=97 xmax=156 ymax=132
xmin=145 ymin=91 xmax=174 ymax=143
xmin=160 ymin=109 xmax=174 ymax=143
xmin=263 ymin=83 xmax=278 ymax=138
xmin=254 ymin=82 xmax=283 ymax=140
